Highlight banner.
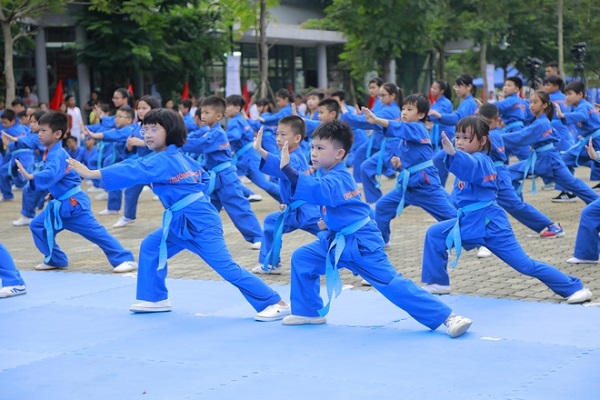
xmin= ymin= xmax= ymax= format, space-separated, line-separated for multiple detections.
xmin=226 ymin=55 xmax=241 ymax=97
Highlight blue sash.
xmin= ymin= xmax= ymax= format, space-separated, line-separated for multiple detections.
xmin=501 ymin=121 xmax=524 ymax=133
xmin=493 ymin=160 xmax=505 ymax=167
xmin=319 ymin=216 xmax=371 ymax=316
xmin=375 ymin=137 xmax=400 ymax=188
xmin=207 ymin=161 xmax=233 ymax=195
xmin=261 ymin=199 xmax=306 ymax=272
xmin=445 ymin=201 xmax=494 ymax=268
xmin=365 ymin=131 xmax=375 ymax=158
xmin=517 ymin=143 xmax=554 ymax=195
xmin=96 ymin=141 xmax=105 ymax=170
xmin=44 ymin=185 xmax=82 ymax=263
xmin=158 ymin=191 xmax=205 ymax=270
xmin=566 ymin=129 xmax=600 ymax=166
xmin=395 ymin=159 xmax=434 ymax=216
xmin=232 ymin=142 xmax=254 ymax=166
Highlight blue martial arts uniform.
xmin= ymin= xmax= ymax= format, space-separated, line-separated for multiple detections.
xmin=0 ymin=243 xmax=25 ymax=288
xmin=0 ymin=123 xmax=29 ymax=199
xmin=101 ymin=145 xmax=281 ymax=309
xmin=549 ymin=91 xmax=574 ymax=152
xmin=429 ymin=96 xmax=456 ymax=187
xmin=375 ymin=120 xmax=456 ymax=244
xmin=28 ymin=144 xmax=134 ymax=268
xmin=560 ymin=98 xmax=600 ymax=179
xmin=572 ymin=196 xmax=600 ymax=261
xmin=284 ymin=161 xmax=453 ymax=330
xmin=12 ymin=133 xmax=47 ymax=219
xmin=421 ymin=150 xmax=584 ymax=298
xmin=496 ymin=93 xmax=529 ymax=160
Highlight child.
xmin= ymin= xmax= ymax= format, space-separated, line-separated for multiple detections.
xmin=305 ymin=90 xmax=324 ymax=120
xmin=65 ymin=136 xmax=84 ymax=161
xmin=178 ymin=99 xmax=197 ymax=132
xmin=277 ymin=120 xmax=472 ymax=338
xmin=332 ymin=91 xmax=367 ymax=168
xmin=428 ymin=75 xmax=478 ymax=125
xmin=67 ymin=108 xmax=290 ymax=320
xmin=363 ymin=94 xmax=457 ymax=246
xmin=429 ymin=80 xmax=455 ymax=188
xmin=184 ymin=96 xmax=263 ymax=249
xmin=0 ymin=243 xmax=26 ymax=298
xmin=495 ymin=76 xmax=528 ymax=160
xmin=506 ymin=91 xmax=598 ymax=205
xmin=543 ymin=75 xmax=574 ymax=152
xmin=251 ymin=117 xmax=321 ymax=275
xmin=420 ymin=116 xmax=592 ymax=304
xmin=15 ymin=111 xmax=137 ymax=273
xmin=0 ymin=109 xmax=29 ymax=201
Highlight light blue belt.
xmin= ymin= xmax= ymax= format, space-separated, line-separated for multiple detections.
xmin=44 ymin=185 xmax=82 ymax=264
xmin=375 ymin=137 xmax=400 ymax=189
xmin=445 ymin=200 xmax=494 ymax=269
xmin=366 ymin=131 xmax=375 ymax=158
xmin=395 ymin=159 xmax=434 ymax=216
xmin=493 ymin=160 xmax=505 ymax=167
xmin=232 ymin=142 xmax=254 ymax=166
xmin=567 ymin=129 xmax=600 ymax=166
xmin=517 ymin=143 xmax=554 ymax=194
xmin=262 ymin=199 xmax=306 ymax=272
xmin=501 ymin=121 xmax=524 ymax=133
xmin=319 ymin=216 xmax=371 ymax=316
xmin=207 ymin=161 xmax=233 ymax=195
xmin=158 ymin=191 xmax=205 ymax=270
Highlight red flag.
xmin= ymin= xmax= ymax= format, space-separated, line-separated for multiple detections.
xmin=49 ymin=80 xmax=64 ymax=111
xmin=429 ymin=92 xmax=436 ymax=105
xmin=368 ymin=95 xmax=375 ymax=109
xmin=242 ymin=82 xmax=250 ymax=111
xmin=127 ymin=83 xmax=134 ymax=97
xmin=181 ymin=82 xmax=189 ymax=100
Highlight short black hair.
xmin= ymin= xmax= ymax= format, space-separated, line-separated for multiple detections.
xmin=138 ymin=95 xmax=161 ymax=110
xmin=1 ymin=109 xmax=17 ymax=121
xmin=117 ymin=106 xmax=135 ymax=120
xmin=312 ymin=120 xmax=353 ymax=159
xmin=38 ymin=111 xmax=69 ymax=139
xmin=455 ymin=74 xmax=474 ymax=87
xmin=226 ymin=94 xmax=246 ymax=109
xmin=178 ymin=99 xmax=192 ymax=110
xmin=142 ymin=108 xmax=187 ymax=147
xmin=330 ymin=90 xmax=346 ymax=102
xmin=307 ymin=90 xmax=325 ymax=100
xmin=506 ymin=76 xmax=523 ymax=89
xmin=543 ymin=75 xmax=564 ymax=89
xmin=456 ymin=116 xmax=491 ymax=154
xmin=479 ymin=103 xmax=500 ymax=120
xmin=11 ymin=98 xmax=25 ymax=107
xmin=275 ymin=88 xmax=293 ymax=102
xmin=564 ymin=80 xmax=585 ymax=95
xmin=66 ymin=136 xmax=77 ymax=143
xmin=403 ymin=94 xmax=430 ymax=120
xmin=201 ymin=96 xmax=226 ymax=115
xmin=317 ymin=98 xmax=340 ymax=118
xmin=369 ymin=77 xmax=383 ymax=87
xmin=279 ymin=115 xmax=306 ymax=140
xmin=32 ymin=110 xmax=46 ymax=122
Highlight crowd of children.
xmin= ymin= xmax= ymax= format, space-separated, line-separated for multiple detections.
xmin=1 ymin=70 xmax=598 ymax=339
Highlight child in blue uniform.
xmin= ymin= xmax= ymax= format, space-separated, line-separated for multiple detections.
xmin=495 ymin=76 xmax=528 ymax=161
xmin=362 ymin=94 xmax=456 ymax=245
xmin=67 ymin=108 xmax=290 ymax=320
xmin=277 ymin=120 xmax=472 ymax=338
xmin=420 ymin=116 xmax=592 ymax=304
xmin=15 ymin=112 xmax=137 ymax=273
xmin=429 ymin=81 xmax=455 ymax=187
xmin=0 ymin=243 xmax=26 ymax=298
xmin=251 ymin=116 xmax=321 ymax=275
xmin=0 ymin=109 xmax=29 ymax=201
xmin=178 ymin=99 xmax=197 ymax=132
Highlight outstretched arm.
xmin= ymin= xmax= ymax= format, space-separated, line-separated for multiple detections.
xmin=66 ymin=158 xmax=102 ymax=179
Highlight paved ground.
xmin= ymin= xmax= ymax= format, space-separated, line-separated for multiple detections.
xmin=2 ymin=166 xmax=599 ymax=304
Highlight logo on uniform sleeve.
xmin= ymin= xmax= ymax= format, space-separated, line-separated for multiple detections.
xmin=457 ymin=180 xmax=466 ymax=190
xmin=321 ymin=205 xmax=327 ymax=215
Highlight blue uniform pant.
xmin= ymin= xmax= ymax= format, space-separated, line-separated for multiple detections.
xmin=29 ymin=206 xmax=134 ymax=268
xmin=375 ymin=184 xmax=456 ymax=244
xmin=122 ymin=184 xmax=146 ymax=220
xmin=242 ymin=159 xmax=282 ymax=203
xmin=290 ymin=225 xmax=452 ymax=329
xmin=0 ymin=243 xmax=25 ymax=287
xmin=360 ymin=151 xmax=393 ymax=204
xmin=258 ymin=209 xmax=321 ymax=265
xmin=421 ymin=219 xmax=583 ymax=298
xmin=107 ymin=189 xmax=123 ymax=211
xmin=346 ymin=129 xmax=368 ymax=169
xmin=573 ymin=198 xmax=600 ymax=261
xmin=432 ymin=150 xmax=450 ymax=188
xmin=0 ymin=161 xmax=28 ymax=200
xmin=136 ymin=227 xmax=281 ymax=310
xmin=351 ymin=141 xmax=372 ymax=183
xmin=21 ymin=186 xmax=47 ymax=218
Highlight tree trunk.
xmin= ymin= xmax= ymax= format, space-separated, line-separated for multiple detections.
xmin=2 ymin=21 xmax=16 ymax=107
xmin=380 ymin=56 xmax=391 ymax=83
xmin=258 ymin=0 xmax=269 ymax=98
xmin=480 ymin=42 xmax=487 ymax=103
xmin=558 ymin=0 xmax=564 ymax=76
xmin=437 ymin=46 xmax=445 ymax=80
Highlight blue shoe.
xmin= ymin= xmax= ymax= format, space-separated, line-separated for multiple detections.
xmin=540 ymin=223 xmax=565 ymax=238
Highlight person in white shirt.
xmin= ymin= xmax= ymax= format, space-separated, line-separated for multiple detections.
xmin=66 ymin=95 xmax=84 ymax=145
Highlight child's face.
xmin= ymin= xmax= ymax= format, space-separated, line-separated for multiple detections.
xmin=275 ymin=123 xmax=301 ymax=150
xmin=565 ymin=90 xmax=583 ymax=106
xmin=401 ymin=103 xmax=425 ymax=123
xmin=1 ymin=118 xmax=14 ymax=128
xmin=112 ymin=91 xmax=128 ymax=108
xmin=543 ymin=82 xmax=559 ymax=94
xmin=142 ymin=123 xmax=167 ymax=152
xmin=275 ymin=96 xmax=288 ymax=109
xmin=368 ymin=83 xmax=380 ymax=97
xmin=454 ymin=127 xmax=485 ymax=154
xmin=430 ymin=82 xmax=443 ymax=99
xmin=257 ymin=104 xmax=266 ymax=114
xmin=178 ymin=103 xmax=190 ymax=115
xmin=529 ymin=94 xmax=548 ymax=116
xmin=310 ymin=137 xmax=344 ymax=170
xmin=20 ymin=115 xmax=30 ymax=126
xmin=453 ymin=83 xmax=471 ymax=98
xmin=66 ymin=138 xmax=78 ymax=150
xmin=306 ymin=95 xmax=320 ymax=111
xmin=379 ymin=88 xmax=395 ymax=106
xmin=201 ymin=105 xmax=222 ymax=127
xmin=503 ymin=81 xmax=519 ymax=96
xmin=38 ymin=123 xmax=63 ymax=147
xmin=317 ymin=106 xmax=337 ymax=123
xmin=225 ymin=104 xmax=240 ymax=118
xmin=84 ymin=136 xmax=95 ymax=148
xmin=30 ymin=118 xmax=39 ymax=133
xmin=12 ymin=104 xmax=25 ymax=114
xmin=115 ymin=111 xmax=133 ymax=128
xmin=137 ymin=100 xmax=152 ymax=121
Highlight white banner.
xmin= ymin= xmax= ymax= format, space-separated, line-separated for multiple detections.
xmin=226 ymin=55 xmax=241 ymax=97
xmin=485 ymin=64 xmax=496 ymax=95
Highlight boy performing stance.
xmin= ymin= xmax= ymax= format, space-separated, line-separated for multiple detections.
xmin=15 ymin=112 xmax=137 ymax=273
xmin=276 ymin=120 xmax=472 ymax=338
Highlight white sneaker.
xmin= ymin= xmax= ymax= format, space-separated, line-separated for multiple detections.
xmin=87 ymin=186 xmax=104 ymax=193
xmin=361 ymin=279 xmax=372 ymax=286
xmin=129 ymin=299 xmax=172 ymax=313
xmin=282 ymin=315 xmax=327 ymax=325
xmin=99 ymin=209 xmax=119 ymax=216
xmin=113 ymin=261 xmax=138 ymax=273
xmin=247 ymin=194 xmax=263 ymax=202
xmin=86 ymin=179 xmax=94 ymax=186
xmin=12 ymin=216 xmax=33 ymax=226
xmin=444 ymin=314 xmax=473 ymax=338
xmin=0 ymin=285 xmax=27 ymax=298
xmin=35 ymin=263 xmax=59 ymax=271
xmin=0 ymin=197 xmax=14 ymax=202
xmin=251 ymin=241 xmax=262 ymax=250
xmin=422 ymin=283 xmax=451 ymax=295
xmin=94 ymin=192 xmax=109 ymax=201
xmin=113 ymin=216 xmax=134 ymax=228
xmin=251 ymin=264 xmax=282 ymax=275
xmin=566 ymin=288 xmax=593 ymax=304
xmin=566 ymin=257 xmax=598 ymax=265
xmin=477 ymin=246 xmax=492 ymax=258
xmin=541 ymin=182 xmax=555 ymax=191
xmin=152 ymin=195 xmax=160 ymax=201
xmin=240 ymin=176 xmax=252 ymax=184
xmin=255 ymin=303 xmax=291 ymax=321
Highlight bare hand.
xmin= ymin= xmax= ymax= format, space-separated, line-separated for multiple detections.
xmin=586 ymin=137 xmax=598 ymax=161
xmin=2 ymin=131 xmax=18 ymax=143
xmin=280 ymin=140 xmax=290 ymax=169
xmin=291 ymin=103 xmax=298 ymax=116
xmin=15 ymin=159 xmax=33 ymax=180
xmin=554 ymin=102 xmax=565 ymax=119
xmin=253 ymin=126 xmax=268 ymax=159
xmin=428 ymin=110 xmax=441 ymax=119
xmin=317 ymin=218 xmax=327 ymax=230
xmin=391 ymin=156 xmax=402 ymax=168
xmin=441 ymin=131 xmax=456 ymax=156
xmin=66 ymin=158 xmax=101 ymax=179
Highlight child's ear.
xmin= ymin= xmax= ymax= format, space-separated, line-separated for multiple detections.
xmin=417 ymin=112 xmax=426 ymax=121
xmin=336 ymin=148 xmax=346 ymax=160
xmin=294 ymin=133 xmax=302 ymax=144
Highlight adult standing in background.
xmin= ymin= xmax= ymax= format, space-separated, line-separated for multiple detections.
xmin=66 ymin=95 xmax=84 ymax=146
xmin=23 ymin=86 xmax=39 ymax=108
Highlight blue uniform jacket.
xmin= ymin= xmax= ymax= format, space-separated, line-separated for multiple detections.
xmin=562 ymin=99 xmax=600 ymax=137
xmin=439 ymin=95 xmax=478 ymax=126
xmin=183 ymin=113 xmax=196 ymax=133
xmin=495 ymin=93 xmax=526 ymax=125
xmin=429 ymin=96 xmax=456 ymax=139
xmin=100 ymin=124 xmax=136 ymax=162
xmin=261 ymin=147 xmax=310 ymax=204
xmin=503 ymin=114 xmax=558 ymax=150
xmin=261 ymin=104 xmax=293 ymax=125
xmin=226 ymin=114 xmax=255 ymax=153
xmin=181 ymin=124 xmax=233 ymax=171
